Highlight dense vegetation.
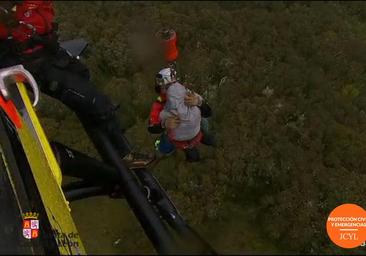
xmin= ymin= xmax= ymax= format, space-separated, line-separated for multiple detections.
xmin=37 ymin=1 xmax=366 ymax=254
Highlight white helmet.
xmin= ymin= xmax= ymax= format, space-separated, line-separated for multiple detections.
xmin=155 ymin=67 xmax=177 ymax=87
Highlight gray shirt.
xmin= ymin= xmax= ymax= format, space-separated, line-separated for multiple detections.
xmin=159 ymin=82 xmax=202 ymax=141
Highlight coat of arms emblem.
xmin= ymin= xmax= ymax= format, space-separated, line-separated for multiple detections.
xmin=22 ymin=212 xmax=39 ymax=240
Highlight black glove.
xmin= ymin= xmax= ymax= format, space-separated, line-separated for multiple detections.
xmin=35 ymin=24 xmax=60 ymax=54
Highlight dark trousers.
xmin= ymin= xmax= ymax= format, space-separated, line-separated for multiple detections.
xmin=157 ymin=124 xmax=216 ymax=162
xmin=0 ymin=49 xmax=132 ymax=158
xmin=184 ymin=130 xmax=216 ymax=162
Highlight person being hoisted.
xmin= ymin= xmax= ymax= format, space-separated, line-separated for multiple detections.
xmin=148 ymin=29 xmax=215 ymax=162
xmin=155 ymin=67 xmax=215 ymax=162
xmin=0 ymin=0 xmax=155 ymax=169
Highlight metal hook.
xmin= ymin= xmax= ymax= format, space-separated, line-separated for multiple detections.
xmin=0 ymin=65 xmax=40 ymax=106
